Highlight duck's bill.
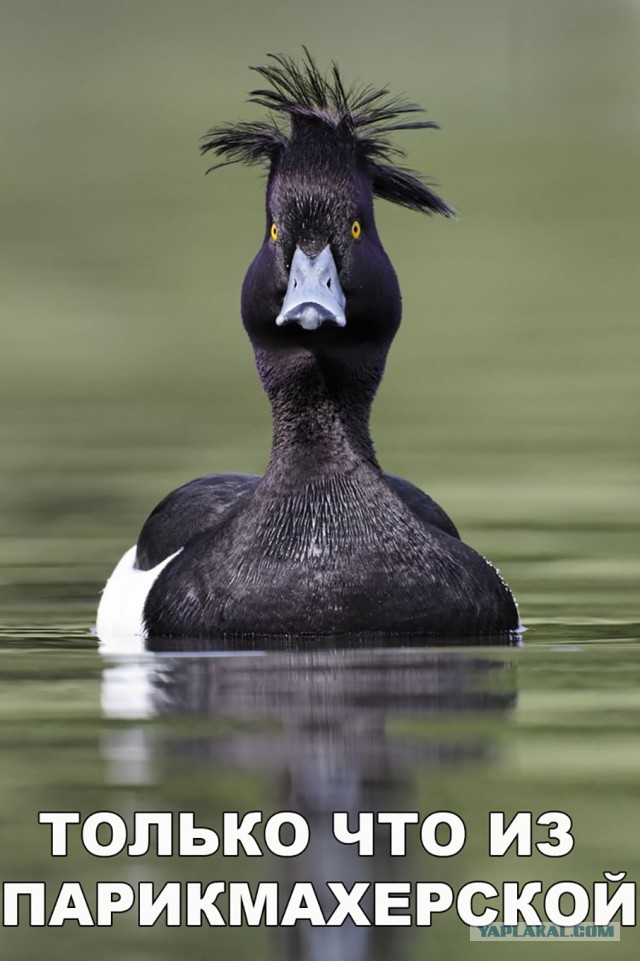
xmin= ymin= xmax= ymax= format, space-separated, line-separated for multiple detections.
xmin=276 ymin=245 xmax=346 ymax=331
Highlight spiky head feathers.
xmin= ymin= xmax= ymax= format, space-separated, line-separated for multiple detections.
xmin=201 ymin=51 xmax=454 ymax=217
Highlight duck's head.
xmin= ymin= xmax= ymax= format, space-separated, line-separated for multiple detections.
xmin=202 ymin=52 xmax=454 ymax=362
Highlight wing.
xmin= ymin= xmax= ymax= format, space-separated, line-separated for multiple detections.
xmin=384 ymin=474 xmax=460 ymax=539
xmin=135 ymin=473 xmax=261 ymax=570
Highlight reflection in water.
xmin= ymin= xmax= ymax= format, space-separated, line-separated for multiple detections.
xmin=100 ymin=637 xmax=518 ymax=960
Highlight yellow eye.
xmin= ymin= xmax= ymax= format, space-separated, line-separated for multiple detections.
xmin=351 ymin=220 xmax=362 ymax=240
xmin=270 ymin=222 xmax=278 ymax=242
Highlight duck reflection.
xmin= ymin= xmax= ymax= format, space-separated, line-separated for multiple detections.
xmin=99 ymin=636 xmax=517 ymax=961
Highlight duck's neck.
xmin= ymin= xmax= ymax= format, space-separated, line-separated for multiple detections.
xmin=254 ymin=344 xmax=388 ymax=489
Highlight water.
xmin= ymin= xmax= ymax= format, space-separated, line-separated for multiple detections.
xmin=1 ymin=0 xmax=639 ymax=956
xmin=1 ymin=564 xmax=638 ymax=957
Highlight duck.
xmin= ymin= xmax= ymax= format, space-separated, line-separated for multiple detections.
xmin=97 ymin=51 xmax=519 ymax=641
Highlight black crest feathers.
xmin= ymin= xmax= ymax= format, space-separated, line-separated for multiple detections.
xmin=200 ymin=50 xmax=455 ymax=217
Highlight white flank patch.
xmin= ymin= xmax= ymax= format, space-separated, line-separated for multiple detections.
xmin=96 ymin=545 xmax=181 ymax=642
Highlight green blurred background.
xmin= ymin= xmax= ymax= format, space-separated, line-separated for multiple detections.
xmin=1 ymin=0 xmax=638 ymax=618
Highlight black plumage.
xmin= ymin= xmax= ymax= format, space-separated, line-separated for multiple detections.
xmin=127 ymin=53 xmax=518 ymax=639
xmin=200 ymin=49 xmax=456 ymax=217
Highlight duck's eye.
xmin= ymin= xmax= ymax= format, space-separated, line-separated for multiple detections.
xmin=270 ymin=222 xmax=278 ymax=242
xmin=351 ymin=220 xmax=362 ymax=240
